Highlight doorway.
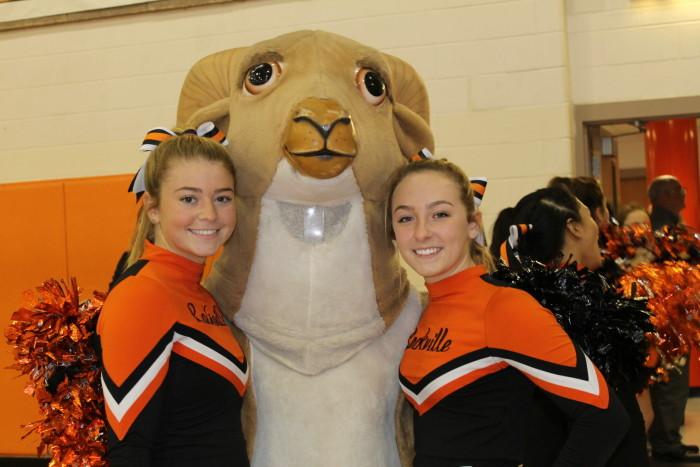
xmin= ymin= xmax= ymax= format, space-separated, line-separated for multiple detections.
xmin=574 ymin=96 xmax=700 ymax=222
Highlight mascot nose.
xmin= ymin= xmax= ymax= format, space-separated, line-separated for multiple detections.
xmin=283 ymin=97 xmax=357 ymax=179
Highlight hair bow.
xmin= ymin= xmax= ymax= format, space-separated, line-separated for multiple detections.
xmin=409 ymin=147 xmax=433 ymax=162
xmin=128 ymin=121 xmax=229 ymax=199
xmin=470 ymin=177 xmax=488 ymax=246
xmin=470 ymin=177 xmax=487 ymax=209
xmin=499 ymin=224 xmax=532 ymax=267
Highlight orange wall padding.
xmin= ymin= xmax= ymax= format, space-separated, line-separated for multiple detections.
xmin=0 ymin=174 xmax=137 ymax=456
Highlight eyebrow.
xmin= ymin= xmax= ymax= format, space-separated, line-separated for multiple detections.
xmin=428 ymin=200 xmax=454 ymax=208
xmin=246 ymin=50 xmax=283 ymax=67
xmin=242 ymin=51 xmax=284 ymax=78
xmin=175 ymin=187 xmax=234 ymax=193
xmin=393 ymin=200 xmax=454 ymax=213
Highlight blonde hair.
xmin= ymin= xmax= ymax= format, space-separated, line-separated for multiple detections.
xmin=126 ymin=133 xmax=235 ymax=267
xmin=384 ymin=158 xmax=496 ymax=272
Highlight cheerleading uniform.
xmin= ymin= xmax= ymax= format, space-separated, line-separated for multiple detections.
xmin=98 ymin=241 xmax=249 ymax=467
xmin=399 ymin=265 xmax=628 ymax=467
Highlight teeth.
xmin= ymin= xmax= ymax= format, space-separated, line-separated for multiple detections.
xmin=415 ymin=247 xmax=440 ymax=256
xmin=190 ymin=229 xmax=217 ymax=235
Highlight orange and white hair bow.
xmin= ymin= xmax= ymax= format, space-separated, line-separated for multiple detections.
xmin=499 ymin=223 xmax=532 ymax=267
xmin=129 ymin=121 xmax=229 ymax=198
xmin=470 ymin=177 xmax=487 ymax=209
xmin=470 ymin=177 xmax=487 ymax=245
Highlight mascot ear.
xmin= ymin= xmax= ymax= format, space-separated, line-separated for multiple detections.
xmin=177 ymin=48 xmax=246 ymax=130
xmin=383 ymin=54 xmax=435 ymax=158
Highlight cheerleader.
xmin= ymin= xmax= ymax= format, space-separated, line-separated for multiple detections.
xmin=491 ymin=186 xmax=652 ymax=467
xmin=98 ymin=127 xmax=249 ymax=466
xmin=387 ymin=159 xmax=628 ymax=467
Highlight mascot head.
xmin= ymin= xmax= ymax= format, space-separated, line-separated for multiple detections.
xmin=177 ymin=30 xmax=433 ymax=327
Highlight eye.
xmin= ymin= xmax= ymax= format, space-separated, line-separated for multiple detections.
xmin=434 ymin=211 xmax=450 ymax=219
xmin=396 ymin=215 xmax=413 ymax=224
xmin=355 ymin=68 xmax=386 ymax=105
xmin=180 ymin=195 xmax=196 ymax=204
xmin=215 ymin=195 xmax=233 ymax=204
xmin=244 ymin=61 xmax=282 ymax=95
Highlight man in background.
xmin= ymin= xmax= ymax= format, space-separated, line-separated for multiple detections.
xmin=649 ymin=175 xmax=686 ymax=231
xmin=647 ymin=175 xmax=700 ymax=463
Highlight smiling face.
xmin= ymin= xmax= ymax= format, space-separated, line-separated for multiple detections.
xmin=391 ymin=171 xmax=479 ymax=283
xmin=147 ymin=158 xmax=236 ymax=263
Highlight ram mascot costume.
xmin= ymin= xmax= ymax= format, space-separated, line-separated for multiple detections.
xmin=176 ymin=30 xmax=434 ymax=466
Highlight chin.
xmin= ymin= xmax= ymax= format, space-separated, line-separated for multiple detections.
xmin=196 ymin=247 xmax=218 ymax=258
xmin=407 ymin=264 xmax=439 ymax=282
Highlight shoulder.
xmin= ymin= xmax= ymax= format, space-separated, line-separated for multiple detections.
xmin=481 ymin=276 xmax=577 ymax=365
xmin=481 ymin=278 xmax=560 ymax=330
xmin=106 ymin=272 xmax=170 ymax=309
xmin=99 ymin=272 xmax=173 ymax=334
xmin=481 ymin=275 xmax=545 ymax=312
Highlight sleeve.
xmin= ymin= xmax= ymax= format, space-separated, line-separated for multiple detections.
xmin=545 ymin=390 xmax=628 ymax=467
xmin=97 ymin=278 xmax=175 ymax=466
xmin=485 ymin=287 xmax=629 ymax=467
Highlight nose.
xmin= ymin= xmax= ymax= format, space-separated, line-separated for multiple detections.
xmin=284 ymin=97 xmax=357 ymax=179
xmin=414 ymin=217 xmax=432 ymax=241
xmin=198 ymin=199 xmax=217 ymax=221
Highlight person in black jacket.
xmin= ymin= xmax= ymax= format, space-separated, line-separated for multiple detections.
xmin=646 ymin=175 xmax=700 ymax=463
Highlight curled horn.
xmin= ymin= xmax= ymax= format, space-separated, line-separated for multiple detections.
xmin=381 ymin=54 xmax=435 ymax=157
xmin=177 ymin=48 xmax=243 ymax=129
xmin=383 ymin=54 xmax=430 ymax=124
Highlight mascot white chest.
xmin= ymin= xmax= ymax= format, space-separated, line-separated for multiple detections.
xmin=235 ymin=160 xmax=421 ymax=466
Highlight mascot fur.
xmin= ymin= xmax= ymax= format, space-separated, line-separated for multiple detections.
xmin=176 ymin=30 xmax=434 ymax=467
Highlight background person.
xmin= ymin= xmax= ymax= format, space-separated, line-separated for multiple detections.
xmin=548 ymin=176 xmax=610 ymax=229
xmin=646 ymin=175 xmax=700 ymax=463
xmin=490 ymin=187 xmax=651 ymax=467
xmin=618 ymin=203 xmax=651 ymax=227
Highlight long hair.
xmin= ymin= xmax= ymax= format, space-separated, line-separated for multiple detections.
xmin=384 ymin=158 xmax=495 ymax=272
xmin=493 ymin=187 xmax=581 ymax=265
xmin=126 ymin=134 xmax=235 ymax=266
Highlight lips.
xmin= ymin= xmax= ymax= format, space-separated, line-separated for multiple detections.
xmin=414 ymin=247 xmax=442 ymax=257
xmin=286 ymin=148 xmax=355 ymax=159
xmin=189 ymin=228 xmax=218 ymax=236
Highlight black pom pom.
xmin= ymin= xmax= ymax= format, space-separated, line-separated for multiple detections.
xmin=491 ymin=258 xmax=654 ymax=392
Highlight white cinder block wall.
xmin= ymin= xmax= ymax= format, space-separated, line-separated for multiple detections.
xmin=2 ymin=0 xmax=700 ymax=240
xmin=0 ymin=0 xmax=572 ymax=237
xmin=567 ymin=0 xmax=700 ymax=104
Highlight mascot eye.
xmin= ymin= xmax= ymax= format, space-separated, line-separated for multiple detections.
xmin=355 ymin=68 xmax=386 ymax=105
xmin=244 ymin=61 xmax=282 ymax=95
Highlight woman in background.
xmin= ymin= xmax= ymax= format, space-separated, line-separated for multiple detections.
xmin=548 ymin=176 xmax=610 ymax=228
xmin=619 ymin=203 xmax=651 ymax=227
xmin=491 ymin=186 xmax=651 ymax=467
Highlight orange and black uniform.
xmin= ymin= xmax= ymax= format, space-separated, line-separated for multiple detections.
xmin=399 ymin=265 xmax=628 ymax=467
xmin=98 ymin=241 xmax=249 ymax=466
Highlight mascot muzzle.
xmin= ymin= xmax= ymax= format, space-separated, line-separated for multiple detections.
xmin=283 ymin=97 xmax=357 ymax=179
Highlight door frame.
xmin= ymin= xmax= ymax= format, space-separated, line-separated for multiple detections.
xmin=573 ymin=96 xmax=700 ymax=176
